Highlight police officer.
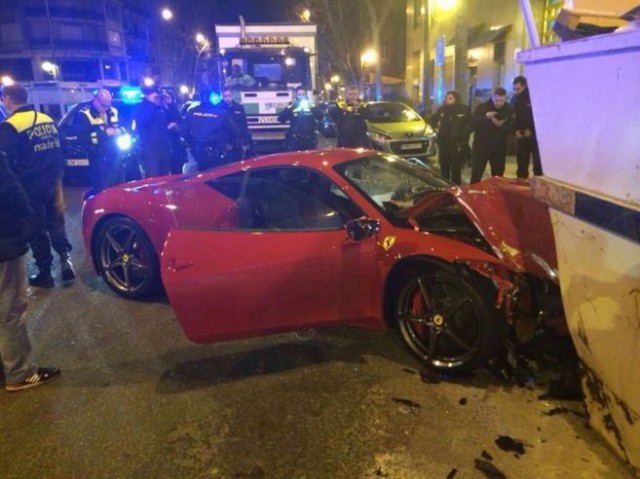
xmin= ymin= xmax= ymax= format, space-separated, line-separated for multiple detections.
xmin=512 ymin=76 xmax=542 ymax=179
xmin=75 ymin=88 xmax=125 ymax=191
xmin=277 ymin=86 xmax=322 ymax=151
xmin=330 ymin=85 xmax=371 ymax=148
xmin=0 ymin=83 xmax=74 ymax=288
xmin=429 ymin=90 xmax=471 ymax=185
xmin=182 ymin=90 xmax=238 ymax=172
xmin=220 ymin=87 xmax=251 ymax=161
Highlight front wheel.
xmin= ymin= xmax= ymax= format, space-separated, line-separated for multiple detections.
xmin=94 ymin=216 xmax=160 ymax=299
xmin=394 ymin=266 xmax=506 ymax=373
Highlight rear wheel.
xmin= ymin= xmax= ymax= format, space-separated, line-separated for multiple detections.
xmin=394 ymin=265 xmax=506 ymax=373
xmin=94 ymin=217 xmax=160 ymax=299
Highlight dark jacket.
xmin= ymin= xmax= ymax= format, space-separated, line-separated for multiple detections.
xmin=0 ymin=104 xmax=64 ymax=196
xmin=219 ymin=101 xmax=250 ymax=147
xmin=133 ymin=99 xmax=180 ymax=150
xmin=330 ymin=101 xmax=371 ymax=148
xmin=182 ymin=101 xmax=238 ymax=147
xmin=511 ymin=87 xmax=536 ymax=134
xmin=429 ymin=103 xmax=471 ymax=144
xmin=0 ymin=151 xmax=33 ymax=262
xmin=472 ymin=99 xmax=514 ymax=149
xmin=278 ymin=100 xmax=322 ymax=139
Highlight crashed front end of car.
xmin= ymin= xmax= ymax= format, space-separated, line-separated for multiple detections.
xmin=403 ymin=178 xmax=565 ymax=343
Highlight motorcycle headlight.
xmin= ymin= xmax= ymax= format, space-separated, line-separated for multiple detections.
xmin=116 ymin=133 xmax=133 ymax=151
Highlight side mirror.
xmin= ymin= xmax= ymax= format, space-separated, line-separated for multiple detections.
xmin=346 ymin=218 xmax=379 ymax=242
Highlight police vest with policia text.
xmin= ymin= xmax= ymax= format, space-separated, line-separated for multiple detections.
xmin=2 ymin=107 xmax=63 ymax=177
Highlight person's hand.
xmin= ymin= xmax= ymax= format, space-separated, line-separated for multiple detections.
xmin=486 ymin=111 xmax=497 ymax=120
xmin=162 ymin=91 xmax=173 ymax=104
xmin=167 ymin=122 xmax=178 ymax=131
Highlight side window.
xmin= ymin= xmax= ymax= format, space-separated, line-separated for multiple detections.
xmin=210 ymin=167 xmax=363 ymax=231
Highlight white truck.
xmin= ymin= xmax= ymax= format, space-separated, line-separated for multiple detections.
xmin=214 ymin=22 xmax=318 ymax=151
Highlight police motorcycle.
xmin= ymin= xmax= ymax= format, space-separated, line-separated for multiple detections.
xmin=58 ymin=100 xmax=139 ymax=185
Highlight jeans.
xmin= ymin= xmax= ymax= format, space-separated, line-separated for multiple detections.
xmin=0 ymin=256 xmax=36 ymax=383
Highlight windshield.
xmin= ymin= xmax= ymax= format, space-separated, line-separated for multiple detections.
xmin=334 ymin=154 xmax=451 ymax=225
xmin=224 ymin=50 xmax=310 ymax=90
xmin=365 ymin=103 xmax=422 ymax=123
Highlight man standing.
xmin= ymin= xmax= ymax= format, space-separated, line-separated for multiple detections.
xmin=470 ymin=87 xmax=514 ymax=183
xmin=220 ymin=88 xmax=251 ymax=161
xmin=0 ymin=151 xmax=61 ymax=391
xmin=331 ymin=85 xmax=371 ymax=148
xmin=429 ymin=90 xmax=471 ymax=184
xmin=182 ymin=90 xmax=238 ymax=172
xmin=75 ymin=88 xmax=125 ymax=191
xmin=133 ymin=84 xmax=180 ymax=178
xmin=512 ymin=76 xmax=542 ymax=179
xmin=277 ymin=86 xmax=322 ymax=151
xmin=0 ymin=84 xmax=74 ymax=288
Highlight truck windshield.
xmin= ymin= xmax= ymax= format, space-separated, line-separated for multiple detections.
xmin=224 ymin=50 xmax=310 ymax=90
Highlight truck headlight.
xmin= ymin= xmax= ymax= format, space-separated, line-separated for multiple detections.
xmin=116 ymin=133 xmax=133 ymax=151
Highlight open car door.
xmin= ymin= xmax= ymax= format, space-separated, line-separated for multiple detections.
xmin=160 ymin=166 xmax=376 ymax=343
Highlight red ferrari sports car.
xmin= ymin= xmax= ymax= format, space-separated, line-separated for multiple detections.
xmin=82 ymin=149 xmax=561 ymax=372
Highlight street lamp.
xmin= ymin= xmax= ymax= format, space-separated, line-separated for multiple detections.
xmin=193 ymin=33 xmax=210 ymax=92
xmin=360 ymin=49 xmax=378 ymax=67
xmin=161 ymin=7 xmax=173 ymax=21
xmin=330 ymin=74 xmax=340 ymax=84
xmin=41 ymin=61 xmax=57 ymax=79
xmin=1 ymin=75 xmax=14 ymax=87
xmin=301 ymin=8 xmax=311 ymax=22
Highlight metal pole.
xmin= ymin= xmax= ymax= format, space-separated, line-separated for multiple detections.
xmin=421 ymin=0 xmax=432 ymax=113
xmin=44 ymin=0 xmax=58 ymax=79
xmin=518 ymin=0 xmax=540 ymax=47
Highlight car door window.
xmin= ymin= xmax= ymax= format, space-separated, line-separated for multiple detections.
xmin=208 ymin=167 xmax=363 ymax=231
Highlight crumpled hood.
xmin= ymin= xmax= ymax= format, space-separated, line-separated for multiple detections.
xmin=408 ymin=177 xmax=558 ymax=280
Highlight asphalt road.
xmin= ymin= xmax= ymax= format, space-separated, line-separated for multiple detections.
xmin=0 ymin=149 xmax=636 ymax=479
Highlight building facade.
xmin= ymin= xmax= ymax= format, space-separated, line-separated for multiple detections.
xmin=0 ymin=0 xmax=156 ymax=85
xmin=405 ymin=0 xmax=548 ymax=109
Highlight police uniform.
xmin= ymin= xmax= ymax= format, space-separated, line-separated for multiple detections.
xmin=277 ymin=99 xmax=322 ymax=151
xmin=182 ymin=101 xmax=238 ymax=171
xmin=0 ymin=104 xmax=73 ymax=286
xmin=330 ymin=101 xmax=371 ymax=148
xmin=76 ymin=103 xmax=124 ymax=191
xmin=219 ymin=100 xmax=250 ymax=161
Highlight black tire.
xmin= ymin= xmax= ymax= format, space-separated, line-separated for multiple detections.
xmin=94 ymin=216 xmax=160 ymax=299
xmin=394 ymin=265 xmax=506 ymax=373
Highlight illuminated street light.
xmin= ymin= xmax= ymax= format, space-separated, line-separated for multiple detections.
xmin=142 ymin=76 xmax=156 ymax=87
xmin=1 ymin=75 xmax=15 ymax=87
xmin=301 ymin=8 xmax=311 ymax=22
xmin=41 ymin=61 xmax=56 ymax=74
xmin=179 ymin=85 xmax=189 ymax=95
xmin=324 ymin=82 xmax=332 ymax=91
xmin=161 ymin=7 xmax=173 ymax=21
xmin=435 ymin=0 xmax=457 ymax=11
xmin=330 ymin=74 xmax=340 ymax=84
xmin=195 ymin=33 xmax=206 ymax=45
xmin=360 ymin=49 xmax=378 ymax=66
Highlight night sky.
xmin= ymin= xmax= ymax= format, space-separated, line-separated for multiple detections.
xmin=180 ymin=0 xmax=293 ymax=30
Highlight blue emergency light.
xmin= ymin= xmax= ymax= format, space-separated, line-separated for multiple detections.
xmin=209 ymin=91 xmax=222 ymax=105
xmin=120 ymin=86 xmax=143 ymax=104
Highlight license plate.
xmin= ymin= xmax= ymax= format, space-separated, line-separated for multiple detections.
xmin=66 ymin=159 xmax=89 ymax=166
xmin=253 ymin=131 xmax=285 ymax=140
xmin=400 ymin=143 xmax=423 ymax=150
xmin=265 ymin=102 xmax=288 ymax=110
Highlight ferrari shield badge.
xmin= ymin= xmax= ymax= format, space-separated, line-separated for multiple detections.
xmin=382 ymin=235 xmax=396 ymax=251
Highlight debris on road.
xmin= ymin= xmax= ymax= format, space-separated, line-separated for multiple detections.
xmin=495 ymin=435 xmax=526 ymax=455
xmin=446 ymin=467 xmax=458 ymax=478
xmin=474 ymin=458 xmax=506 ymax=478
xmin=391 ymin=397 xmax=422 ymax=414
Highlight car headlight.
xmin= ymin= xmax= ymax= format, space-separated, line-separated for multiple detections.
xmin=423 ymin=125 xmax=436 ymax=138
xmin=116 ymin=133 xmax=133 ymax=151
xmin=369 ymin=132 xmax=390 ymax=145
